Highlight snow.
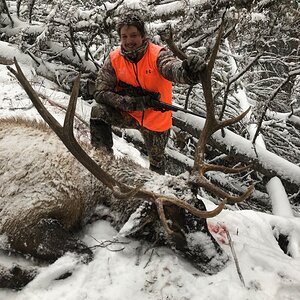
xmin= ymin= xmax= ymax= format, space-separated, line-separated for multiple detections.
xmin=154 ymin=1 xmax=185 ymax=17
xmin=251 ymin=12 xmax=267 ymax=22
xmin=266 ymin=177 xmax=294 ymax=218
xmin=1 ymin=55 xmax=300 ymax=299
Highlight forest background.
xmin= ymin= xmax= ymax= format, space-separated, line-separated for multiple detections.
xmin=0 ymin=0 xmax=300 ymax=299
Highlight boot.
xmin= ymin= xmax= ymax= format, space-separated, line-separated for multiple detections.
xmin=90 ymin=118 xmax=113 ymax=152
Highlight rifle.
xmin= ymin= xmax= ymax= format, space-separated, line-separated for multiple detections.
xmin=117 ymin=81 xmax=205 ymax=118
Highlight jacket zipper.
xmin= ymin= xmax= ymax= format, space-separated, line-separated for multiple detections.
xmin=132 ymin=62 xmax=145 ymax=127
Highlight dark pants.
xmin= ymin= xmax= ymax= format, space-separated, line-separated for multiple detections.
xmin=90 ymin=103 xmax=170 ymax=174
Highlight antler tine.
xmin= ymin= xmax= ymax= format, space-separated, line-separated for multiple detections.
xmin=8 ymin=58 xmax=63 ymax=138
xmin=192 ymin=159 xmax=254 ymax=203
xmin=194 ymin=173 xmax=254 ymax=203
xmin=217 ymin=107 xmax=251 ymax=131
xmin=63 ymin=72 xmax=80 ymax=134
xmin=156 ymin=196 xmax=227 ymax=235
xmin=158 ymin=195 xmax=226 ymax=218
xmin=206 ymin=17 xmax=225 ymax=73
xmin=8 ymin=58 xmax=130 ymax=193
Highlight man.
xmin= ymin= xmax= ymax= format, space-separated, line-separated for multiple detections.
xmin=91 ymin=12 xmax=204 ymax=175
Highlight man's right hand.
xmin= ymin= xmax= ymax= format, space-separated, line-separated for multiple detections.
xmin=123 ymin=92 xmax=160 ymax=111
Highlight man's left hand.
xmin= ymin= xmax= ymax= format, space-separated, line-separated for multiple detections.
xmin=146 ymin=91 xmax=161 ymax=107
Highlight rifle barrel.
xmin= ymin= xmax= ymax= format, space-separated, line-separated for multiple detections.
xmin=152 ymin=100 xmax=205 ymax=118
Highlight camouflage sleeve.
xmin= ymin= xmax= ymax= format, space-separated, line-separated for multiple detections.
xmin=94 ymin=57 xmax=132 ymax=110
xmin=157 ymin=49 xmax=195 ymax=85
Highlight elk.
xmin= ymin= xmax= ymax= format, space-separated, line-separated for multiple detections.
xmin=0 ymin=22 xmax=252 ymax=289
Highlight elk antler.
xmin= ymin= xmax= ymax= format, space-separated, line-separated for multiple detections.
xmin=162 ymin=19 xmax=254 ymax=203
xmin=8 ymin=58 xmax=226 ymax=238
xmin=192 ymin=19 xmax=254 ymax=203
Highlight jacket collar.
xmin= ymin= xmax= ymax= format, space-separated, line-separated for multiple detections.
xmin=120 ymin=39 xmax=149 ymax=63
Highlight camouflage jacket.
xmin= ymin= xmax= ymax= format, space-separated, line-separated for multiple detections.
xmin=94 ymin=40 xmax=196 ymax=110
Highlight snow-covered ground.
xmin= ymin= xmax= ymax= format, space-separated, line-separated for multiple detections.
xmin=1 ymin=61 xmax=300 ymax=300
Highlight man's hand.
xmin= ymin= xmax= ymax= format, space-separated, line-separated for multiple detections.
xmin=123 ymin=92 xmax=160 ymax=111
xmin=182 ymin=55 xmax=205 ymax=83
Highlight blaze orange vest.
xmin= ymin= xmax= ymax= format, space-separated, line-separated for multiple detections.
xmin=110 ymin=42 xmax=172 ymax=132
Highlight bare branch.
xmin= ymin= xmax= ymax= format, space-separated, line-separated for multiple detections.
xmin=219 ymin=53 xmax=262 ymax=122
xmin=159 ymin=25 xmax=187 ymax=60
xmin=253 ymin=69 xmax=300 ymax=144
xmin=28 ymin=0 xmax=36 ymax=24
xmin=225 ymin=228 xmax=245 ymax=287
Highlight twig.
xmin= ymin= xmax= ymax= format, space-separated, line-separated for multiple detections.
xmin=25 ymin=50 xmax=41 ymax=66
xmin=289 ymin=100 xmax=295 ymax=118
xmin=84 ymin=42 xmax=100 ymax=71
xmin=8 ymin=104 xmax=34 ymax=111
xmin=253 ymin=68 xmax=300 ymax=144
xmin=225 ymin=227 xmax=245 ymax=287
xmin=107 ymin=257 xmax=113 ymax=284
xmin=218 ymin=52 xmax=262 ymax=124
xmin=144 ymin=248 xmax=155 ymax=269
xmin=88 ymin=235 xmax=129 ymax=252
xmin=28 ymin=0 xmax=36 ymax=24
xmin=135 ymin=242 xmax=144 ymax=266
xmin=66 ymin=28 xmax=83 ymax=63
xmin=103 ymin=0 xmax=125 ymax=31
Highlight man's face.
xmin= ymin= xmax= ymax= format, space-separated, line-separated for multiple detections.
xmin=120 ymin=25 xmax=144 ymax=51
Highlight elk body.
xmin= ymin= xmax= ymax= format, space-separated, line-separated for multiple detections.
xmin=0 ymin=117 xmax=228 ymax=289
